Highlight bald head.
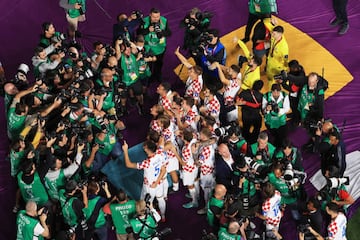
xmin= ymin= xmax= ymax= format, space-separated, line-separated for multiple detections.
xmin=214 ymin=184 xmax=227 ymax=199
xmin=217 ymin=143 xmax=231 ymax=159
xmin=228 ymin=221 xmax=241 ymax=234
xmin=322 ymin=121 xmax=333 ymax=134
xmin=25 ymin=201 xmax=37 ymax=216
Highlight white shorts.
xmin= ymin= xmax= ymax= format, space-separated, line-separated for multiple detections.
xmin=141 ymin=182 xmax=165 ymax=201
xmin=66 ymin=14 xmax=86 ymax=30
xmin=182 ymin=168 xmax=198 ymax=186
xmin=166 ymin=156 xmax=179 ymax=172
xmin=200 ymin=173 xmax=215 ymax=189
xmin=226 ymin=106 xmax=238 ymax=122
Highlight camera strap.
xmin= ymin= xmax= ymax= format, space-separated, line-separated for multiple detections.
xmin=136 ymin=213 xmax=157 ymax=238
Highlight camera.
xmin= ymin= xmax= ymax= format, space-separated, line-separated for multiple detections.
xmin=309 ymin=120 xmax=322 ymax=131
xmin=51 ymin=33 xmax=66 ymax=43
xmin=151 ymin=22 xmax=163 ymax=38
xmin=267 ymin=100 xmax=279 ymax=113
xmin=144 ymin=193 xmax=151 ymax=206
xmin=238 ymin=55 xmax=248 ymax=68
xmin=192 ymin=32 xmax=213 ymax=56
xmin=327 ymin=177 xmax=349 ymax=189
xmin=297 ymin=224 xmax=310 ymax=234
xmin=245 ymin=156 xmax=266 ymax=176
xmin=201 ymin=229 xmax=217 ymax=240
xmin=215 ymin=121 xmax=241 ymax=137
xmin=274 ymin=70 xmax=287 ymax=81
xmin=77 ymin=179 xmax=88 ymax=189
xmin=42 ymin=206 xmax=49 ymax=215
xmin=285 ymin=169 xmax=307 ymax=191
xmin=153 ymin=228 xmax=172 ymax=240
xmin=132 ymin=10 xmax=143 ymax=20
xmin=117 ymin=34 xmax=131 ymax=48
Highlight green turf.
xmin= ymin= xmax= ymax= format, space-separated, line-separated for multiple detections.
xmin=347 ymin=208 xmax=360 ymax=240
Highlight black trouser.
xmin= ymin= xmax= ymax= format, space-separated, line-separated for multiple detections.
xmin=332 ymin=0 xmax=348 ymax=23
xmin=242 ymin=113 xmax=262 ymax=144
xmin=267 ymin=124 xmax=287 ymax=148
xmin=244 ymin=13 xmax=270 ymax=41
xmin=150 ymin=51 xmax=165 ymax=82
xmin=289 ymin=95 xmax=300 ymax=125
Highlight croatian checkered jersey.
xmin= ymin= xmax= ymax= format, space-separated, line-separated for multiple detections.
xmin=204 ymin=95 xmax=220 ymax=124
xmin=185 ymin=75 xmax=203 ymax=101
xmin=182 ymin=139 xmax=197 ymax=173
xmin=224 ymin=79 xmax=240 ymax=106
xmin=198 ymin=143 xmax=215 ymax=175
xmin=137 ymin=148 xmax=166 ymax=186
xmin=262 ymin=190 xmax=282 ymax=227
xmin=327 ymin=212 xmax=347 ymax=240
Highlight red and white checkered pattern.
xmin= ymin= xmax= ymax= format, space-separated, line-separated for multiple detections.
xmin=159 ymin=95 xmax=172 ymax=111
xmin=262 ymin=190 xmax=282 ymax=228
xmin=185 ymin=76 xmax=203 ymax=100
xmin=137 ymin=149 xmax=166 ymax=186
xmin=182 ymin=140 xmax=197 ymax=173
xmin=198 ymin=145 xmax=215 ymax=175
xmin=224 ymin=79 xmax=240 ymax=106
xmin=327 ymin=212 xmax=347 ymax=240
xmin=150 ymin=120 xmax=162 ymax=133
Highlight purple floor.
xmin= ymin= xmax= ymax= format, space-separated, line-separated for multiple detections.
xmin=1 ymin=0 xmax=360 ymax=239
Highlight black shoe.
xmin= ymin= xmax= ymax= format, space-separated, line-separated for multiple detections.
xmin=136 ymin=103 xmax=144 ymax=115
xmin=241 ymin=37 xmax=250 ymax=43
xmin=75 ymin=30 xmax=82 ymax=38
xmin=338 ymin=23 xmax=349 ymax=35
xmin=129 ymin=97 xmax=136 ymax=106
xmin=330 ymin=18 xmax=341 ymax=27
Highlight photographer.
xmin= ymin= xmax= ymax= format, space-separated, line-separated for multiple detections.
xmin=91 ymin=41 xmax=106 ymax=72
xmin=83 ymin=180 xmax=111 ymax=240
xmin=39 ymin=22 xmax=64 ymax=48
xmin=275 ymin=59 xmax=307 ymax=127
xmin=298 ymin=197 xmax=323 ymax=240
xmin=137 ymin=8 xmax=171 ymax=83
xmin=103 ymin=189 xmax=137 ymax=240
xmin=44 ymin=143 xmax=84 ymax=201
xmin=32 ymin=44 xmax=64 ymax=78
xmin=262 ymin=83 xmax=290 ymax=147
xmin=134 ymin=35 xmax=157 ymax=101
xmin=113 ymin=11 xmax=143 ymax=43
xmin=59 ymin=0 xmax=86 ymax=40
xmin=198 ymin=29 xmax=226 ymax=90
xmin=16 ymin=201 xmax=50 ymax=239
xmin=304 ymin=202 xmax=347 ymax=240
xmin=59 ymin=179 xmax=90 ymax=240
xmin=207 ymin=184 xmax=227 ymax=231
xmin=93 ymin=115 xmax=125 ymax=174
xmin=218 ymin=221 xmax=243 ymax=240
xmin=321 ymin=130 xmax=346 ymax=178
xmin=181 ymin=8 xmax=212 ymax=54
xmin=318 ymin=166 xmax=354 ymax=213
xmin=275 ymin=139 xmax=304 ymax=172
xmin=268 ymin=163 xmax=304 ymax=223
xmin=298 ymin=73 xmax=326 ymax=133
xmin=7 ymin=84 xmax=38 ymax=140
xmin=129 ymin=199 xmax=165 ymax=240
xmin=248 ymin=132 xmax=275 ymax=167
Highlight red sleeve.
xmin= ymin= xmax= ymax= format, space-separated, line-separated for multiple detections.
xmin=244 ymin=101 xmax=261 ymax=108
xmin=103 ymin=203 xmax=111 ymax=215
xmin=338 ymin=189 xmax=350 ymax=200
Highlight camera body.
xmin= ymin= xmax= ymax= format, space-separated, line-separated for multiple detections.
xmin=267 ymin=100 xmax=279 ymax=113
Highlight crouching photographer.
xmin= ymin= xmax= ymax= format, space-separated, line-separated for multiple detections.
xmin=298 ymin=197 xmax=323 ymax=240
xmin=268 ymin=162 xmax=307 ymax=224
xmin=129 ymin=196 xmax=171 ymax=240
xmin=317 ymin=166 xmax=354 ymax=213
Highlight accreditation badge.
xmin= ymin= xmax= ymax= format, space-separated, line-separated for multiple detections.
xmin=109 ymin=134 xmax=116 ymax=144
